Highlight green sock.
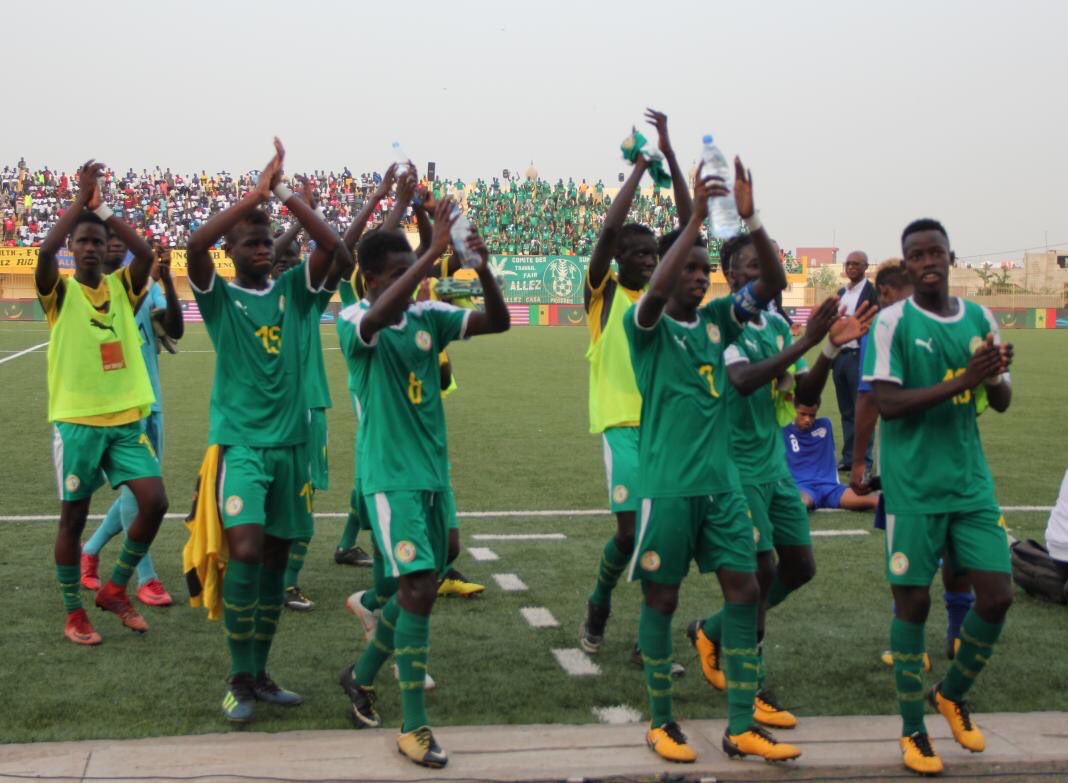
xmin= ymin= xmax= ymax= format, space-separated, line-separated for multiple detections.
xmin=57 ymin=564 xmax=81 ymax=612
xmin=337 ymin=491 xmax=360 ymax=550
xmin=394 ymin=607 xmax=431 ymax=732
xmin=756 ymin=631 xmax=767 ymax=688
xmin=941 ymin=610 xmax=1002 ymax=702
xmin=223 ymin=560 xmax=261 ymax=676
xmin=253 ymin=567 xmax=285 ymax=675
xmin=723 ymin=602 xmax=760 ymax=735
xmin=890 ymin=617 xmax=927 ymax=736
xmin=589 ymin=538 xmax=631 ymax=608
xmin=355 ymin=599 xmax=399 ymax=685
xmin=701 ymin=608 xmax=723 ymax=643
xmin=638 ymin=602 xmax=674 ymax=727
xmin=765 ymin=577 xmax=795 ymax=610
xmin=110 ymin=537 xmax=149 ymax=587
xmin=284 ymin=537 xmax=310 ymax=590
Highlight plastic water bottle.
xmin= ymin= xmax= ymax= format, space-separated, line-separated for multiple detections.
xmin=391 ymin=142 xmax=414 ymax=177
xmin=701 ymin=135 xmax=740 ymax=240
xmin=448 ymin=204 xmax=479 ymax=268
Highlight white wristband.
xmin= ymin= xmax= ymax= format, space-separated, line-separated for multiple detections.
xmin=92 ymin=204 xmax=114 ymax=222
xmin=822 ymin=340 xmax=841 ymax=360
xmin=273 ymin=184 xmax=294 ymax=202
xmin=743 ymin=210 xmax=762 ymax=233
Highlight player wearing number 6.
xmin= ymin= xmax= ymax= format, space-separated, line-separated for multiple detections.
xmin=623 ymin=160 xmax=799 ymax=764
xmin=186 ymin=139 xmax=351 ymax=723
xmin=864 ymin=218 xmax=1014 ymax=777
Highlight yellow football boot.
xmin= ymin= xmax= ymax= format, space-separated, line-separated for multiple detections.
xmin=397 ymin=726 xmax=448 ymax=768
xmin=930 ymin=685 xmax=985 ymax=752
xmin=900 ymin=732 xmax=944 ymax=776
xmin=722 ymin=726 xmax=801 ymax=762
xmin=437 ymin=568 xmax=484 ymax=597
xmin=753 ymin=688 xmax=797 ymax=729
xmin=646 ymin=721 xmax=697 ymax=763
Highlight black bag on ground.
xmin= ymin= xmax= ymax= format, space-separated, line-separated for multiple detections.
xmin=1011 ymin=539 xmax=1068 ymax=604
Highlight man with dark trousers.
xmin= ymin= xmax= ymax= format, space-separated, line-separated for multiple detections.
xmin=832 ymin=250 xmax=879 ymax=470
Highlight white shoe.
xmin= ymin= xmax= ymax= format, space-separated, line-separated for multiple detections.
xmin=345 ymin=591 xmax=379 ymax=642
xmin=392 ymin=662 xmax=436 ymax=691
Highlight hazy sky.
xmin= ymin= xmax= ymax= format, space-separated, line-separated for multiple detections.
xmin=4 ymin=0 xmax=1066 ymax=262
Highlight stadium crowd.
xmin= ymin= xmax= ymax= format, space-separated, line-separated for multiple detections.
xmin=1 ymin=161 xmax=697 ymax=256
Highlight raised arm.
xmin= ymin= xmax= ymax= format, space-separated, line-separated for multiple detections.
xmin=587 ymin=155 xmax=648 ymax=292
xmin=36 ymin=160 xmax=98 ymax=294
xmin=156 ymin=248 xmax=184 ymax=339
xmin=412 ymin=198 xmax=433 ymax=257
xmin=732 ymin=157 xmax=786 ymax=303
xmin=382 ymin=167 xmax=416 ymax=233
xmin=461 ymin=228 xmax=510 ymax=337
xmin=187 ymin=140 xmax=285 ymax=291
xmin=872 ymin=334 xmax=1005 ymax=420
xmin=359 ymin=198 xmax=454 ymax=344
xmin=645 ymin=108 xmax=692 ymax=224
xmin=279 ymin=180 xmax=345 ymax=289
xmin=343 ymin=163 xmax=396 ymax=251
xmin=794 ymin=301 xmax=876 ymax=405
xmin=635 ymin=170 xmax=725 ymax=328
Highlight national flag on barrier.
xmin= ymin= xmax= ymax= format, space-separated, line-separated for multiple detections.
xmin=506 ymin=304 xmax=530 ymax=325
xmin=182 ymin=301 xmax=202 ymax=323
xmin=789 ymin=307 xmax=813 ymax=325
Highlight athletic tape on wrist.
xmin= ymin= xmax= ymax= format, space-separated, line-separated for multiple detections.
xmin=273 ymin=184 xmax=294 ymax=202
xmin=743 ymin=211 xmax=762 ymax=233
xmin=822 ymin=341 xmax=842 ymax=360
xmin=92 ymin=204 xmax=114 ymax=222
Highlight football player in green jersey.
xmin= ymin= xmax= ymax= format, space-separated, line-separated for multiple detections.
xmin=581 ymin=110 xmax=692 ymax=667
xmin=336 ymin=199 xmax=509 ymax=768
xmin=187 ymin=139 xmax=351 ymax=724
xmin=686 ymin=237 xmax=874 ymax=727
xmin=864 ymin=218 xmax=1013 ymax=777
xmin=624 ymin=162 xmax=799 ymax=764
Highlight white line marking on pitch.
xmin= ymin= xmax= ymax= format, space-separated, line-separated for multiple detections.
xmin=492 ymin=573 xmax=528 ymax=591
xmin=0 ymin=341 xmax=48 ymax=365
xmin=473 ymin=533 xmax=567 ymax=541
xmin=468 ymin=547 xmax=499 ymax=561
xmin=553 ymin=648 xmax=601 ymax=676
xmin=811 ymin=529 xmax=870 ymax=537
xmin=593 ymin=705 xmax=642 ymax=724
xmin=520 ymin=607 xmax=559 ymax=627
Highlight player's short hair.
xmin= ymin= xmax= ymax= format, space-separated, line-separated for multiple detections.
xmin=657 ymin=227 xmax=707 ymax=258
xmin=615 ymin=223 xmax=655 ymax=257
xmin=875 ymin=259 xmax=908 ymax=289
xmin=796 ymin=396 xmax=821 ymax=410
xmin=719 ymin=232 xmax=754 ymax=274
xmin=901 ymin=218 xmax=948 ymax=246
xmin=357 ymin=229 xmax=412 ymax=276
xmin=224 ymin=208 xmax=272 ymax=245
xmin=72 ymin=211 xmax=108 ymax=234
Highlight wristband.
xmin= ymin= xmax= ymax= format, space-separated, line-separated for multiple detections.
xmin=743 ymin=210 xmax=762 ymax=233
xmin=92 ymin=204 xmax=114 ymax=222
xmin=273 ymin=183 xmax=294 ymax=202
xmin=822 ymin=340 xmax=841 ymax=360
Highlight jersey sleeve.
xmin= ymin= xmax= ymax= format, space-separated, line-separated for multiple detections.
xmin=190 ymin=269 xmax=227 ymax=323
xmin=338 ymin=279 xmax=357 ymax=307
xmin=419 ymin=301 xmax=470 ymax=348
xmin=282 ymin=261 xmax=321 ymax=315
xmin=723 ymin=341 xmax=749 ymax=366
xmin=338 ymin=303 xmax=375 ymax=353
xmin=863 ymin=308 xmax=904 ymax=385
xmin=623 ymin=299 xmax=660 ymax=356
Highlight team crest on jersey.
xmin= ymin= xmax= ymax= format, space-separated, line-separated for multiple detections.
xmin=613 ymin=484 xmax=629 ymax=504
xmin=640 ymin=551 xmax=661 ymax=572
xmin=225 ymin=495 xmax=244 ymax=516
xmin=65 ymin=474 xmax=80 ymax=493
xmin=706 ymin=323 xmax=721 ymax=344
xmin=890 ymin=552 xmax=909 ymax=576
xmin=395 ymin=540 xmax=416 ymax=563
xmin=776 ymin=335 xmax=785 ymax=350
xmin=969 ymin=336 xmax=984 ymax=355
xmin=278 ymin=295 xmax=286 ymax=313
xmin=415 ymin=330 xmax=432 ymax=351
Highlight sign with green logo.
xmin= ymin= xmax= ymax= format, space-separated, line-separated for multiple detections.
xmin=488 ymin=255 xmax=590 ymax=305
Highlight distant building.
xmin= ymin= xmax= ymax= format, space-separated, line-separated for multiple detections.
xmin=795 ymin=246 xmax=839 ymax=267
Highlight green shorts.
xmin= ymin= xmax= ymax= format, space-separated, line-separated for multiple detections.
xmin=602 ymin=426 xmax=640 ymax=513
xmin=219 ymin=444 xmax=313 ymax=540
xmin=348 ymin=483 xmax=370 ymax=532
xmin=629 ymin=491 xmax=757 ymax=585
xmin=441 ymin=484 xmax=459 ymax=531
xmin=885 ymin=507 xmax=1010 ymax=586
xmin=308 ymin=408 xmax=329 ymax=491
xmin=744 ymin=477 xmax=811 ymax=554
xmin=53 ymin=420 xmax=161 ymax=502
xmin=364 ymin=489 xmax=451 ymax=577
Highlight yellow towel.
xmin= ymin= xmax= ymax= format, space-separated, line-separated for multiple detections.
xmin=182 ymin=445 xmax=227 ymax=620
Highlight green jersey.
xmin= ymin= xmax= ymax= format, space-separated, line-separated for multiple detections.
xmin=297 ymin=261 xmax=334 ymax=410
xmin=193 ymin=264 xmax=318 ymax=447
xmin=863 ymin=297 xmax=1002 ymax=514
xmin=624 ymin=296 xmax=745 ymax=497
xmin=339 ymin=300 xmax=469 ymax=493
xmin=722 ymin=311 xmax=807 ymax=484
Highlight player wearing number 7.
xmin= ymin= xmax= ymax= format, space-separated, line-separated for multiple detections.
xmin=864 ymin=218 xmax=1013 ymax=777
xmin=624 ymin=160 xmax=798 ymax=764
xmin=186 ymin=139 xmax=351 ymax=724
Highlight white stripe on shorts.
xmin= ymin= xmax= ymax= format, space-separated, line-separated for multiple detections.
xmin=52 ymin=425 xmax=64 ymax=501
xmin=375 ymin=493 xmax=400 ymax=577
xmin=601 ymin=434 xmax=613 ymax=502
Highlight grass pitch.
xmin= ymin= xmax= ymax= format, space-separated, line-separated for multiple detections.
xmin=1 ymin=321 xmax=1066 ymax=743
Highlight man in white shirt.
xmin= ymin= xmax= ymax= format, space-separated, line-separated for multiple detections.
xmin=832 ymin=250 xmax=879 ymax=470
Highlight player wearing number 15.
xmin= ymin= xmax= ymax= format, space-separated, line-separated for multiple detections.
xmin=864 ymin=218 xmax=1014 ymax=777
xmin=186 ymin=139 xmax=352 ymax=724
xmin=336 ymin=198 xmax=509 ymax=769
